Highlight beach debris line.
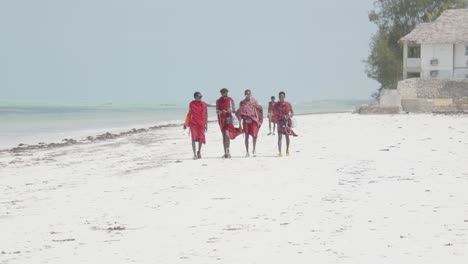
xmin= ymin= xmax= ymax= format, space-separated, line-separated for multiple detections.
xmin=52 ymin=238 xmax=75 ymax=242
xmin=107 ymin=226 xmax=126 ymax=231
xmin=2 ymin=123 xmax=184 ymax=154
xmin=90 ymin=222 xmax=136 ymax=233
xmin=223 ymin=225 xmax=244 ymax=231
xmin=1 ymin=251 xmax=22 ymax=254
xmin=91 ymin=225 xmax=127 ymax=232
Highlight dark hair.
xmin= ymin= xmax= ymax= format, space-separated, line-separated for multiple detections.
xmin=194 ymin=92 xmax=202 ymax=98
xmin=271 ymin=96 xmax=275 ymax=99
xmin=244 ymin=89 xmax=251 ymax=95
xmin=220 ymin=88 xmax=229 ymax=93
xmin=279 ymin=91 xmax=285 ymax=97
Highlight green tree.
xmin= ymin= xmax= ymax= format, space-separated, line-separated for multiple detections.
xmin=365 ymin=0 xmax=467 ymax=96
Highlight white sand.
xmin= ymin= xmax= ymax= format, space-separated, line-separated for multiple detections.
xmin=1 ymin=113 xmax=468 ymax=263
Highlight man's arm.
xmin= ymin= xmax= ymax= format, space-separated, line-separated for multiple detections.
xmin=290 ymin=103 xmax=294 ymax=118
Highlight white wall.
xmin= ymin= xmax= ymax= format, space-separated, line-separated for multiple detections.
xmin=407 ymin=58 xmax=421 ymax=68
xmin=454 ymin=44 xmax=468 ymax=68
xmin=421 ymin=43 xmax=453 ymax=78
xmin=453 ymin=44 xmax=468 ymax=78
xmin=454 ymin=69 xmax=468 ymax=78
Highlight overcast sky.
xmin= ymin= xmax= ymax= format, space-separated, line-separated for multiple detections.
xmin=0 ymin=0 xmax=378 ymax=103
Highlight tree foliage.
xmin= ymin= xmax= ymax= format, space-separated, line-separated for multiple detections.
xmin=365 ymin=0 xmax=467 ymax=95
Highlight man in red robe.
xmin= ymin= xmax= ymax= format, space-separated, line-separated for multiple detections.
xmin=237 ymin=89 xmax=263 ymax=157
xmin=267 ymin=96 xmax=276 ymax=135
xmin=184 ymin=92 xmax=208 ymax=160
xmin=216 ymin=88 xmax=241 ymax=158
xmin=273 ymin=91 xmax=297 ymax=157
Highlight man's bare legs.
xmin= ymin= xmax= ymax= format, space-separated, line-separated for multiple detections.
xmin=277 ymin=133 xmax=283 ymax=156
xmin=244 ymin=135 xmax=250 ymax=157
xmin=268 ymin=119 xmax=276 ymax=135
xmin=222 ymin=132 xmax=231 ymax=158
xmin=252 ymin=137 xmax=257 ymax=157
xmin=197 ymin=141 xmax=202 ymax=158
xmin=277 ymin=133 xmax=289 ymax=157
xmin=192 ymin=140 xmax=197 ymax=159
xmin=192 ymin=140 xmax=202 ymax=159
xmin=244 ymin=135 xmax=258 ymax=157
xmin=268 ymin=119 xmax=272 ymax=135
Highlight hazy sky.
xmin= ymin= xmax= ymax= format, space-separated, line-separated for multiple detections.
xmin=1 ymin=0 xmax=378 ymax=103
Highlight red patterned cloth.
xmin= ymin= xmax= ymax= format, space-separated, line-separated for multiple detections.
xmin=216 ymin=96 xmax=242 ymax=139
xmin=273 ymin=101 xmax=297 ymax=136
xmin=238 ymin=98 xmax=263 ymax=126
xmin=238 ymin=98 xmax=262 ymax=138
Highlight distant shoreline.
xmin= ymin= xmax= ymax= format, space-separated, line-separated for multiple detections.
xmin=0 ymin=111 xmax=352 ymax=154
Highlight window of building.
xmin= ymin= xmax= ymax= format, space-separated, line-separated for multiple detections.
xmin=430 ymin=59 xmax=438 ymax=66
xmin=407 ymin=72 xmax=421 ymax=78
xmin=430 ymin=70 xmax=438 ymax=78
xmin=465 ymin=45 xmax=468 ymax=56
xmin=408 ymin=46 xmax=421 ymax=58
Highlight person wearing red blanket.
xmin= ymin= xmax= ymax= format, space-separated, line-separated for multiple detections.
xmin=184 ymin=92 xmax=208 ymax=160
xmin=216 ymin=88 xmax=241 ymax=158
xmin=237 ymin=89 xmax=263 ymax=157
xmin=273 ymin=91 xmax=297 ymax=157
xmin=267 ymin=96 xmax=276 ymax=136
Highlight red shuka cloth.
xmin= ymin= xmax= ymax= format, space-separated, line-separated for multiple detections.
xmin=268 ymin=101 xmax=275 ymax=112
xmin=243 ymin=121 xmax=259 ymax=138
xmin=273 ymin=101 xmax=298 ymax=136
xmin=216 ymin=96 xmax=242 ymax=140
xmin=187 ymin=100 xmax=207 ymax=144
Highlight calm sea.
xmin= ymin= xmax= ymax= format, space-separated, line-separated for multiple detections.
xmin=0 ymin=99 xmax=369 ymax=149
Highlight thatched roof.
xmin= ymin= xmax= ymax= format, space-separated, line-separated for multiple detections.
xmin=400 ymin=9 xmax=468 ymax=44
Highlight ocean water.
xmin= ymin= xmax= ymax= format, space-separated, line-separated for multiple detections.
xmin=0 ymin=99 xmax=369 ymax=149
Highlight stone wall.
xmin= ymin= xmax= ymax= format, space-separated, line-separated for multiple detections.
xmin=397 ymin=78 xmax=468 ymax=113
xmin=354 ymin=89 xmax=402 ymax=114
xmin=379 ymin=89 xmax=402 ymax=108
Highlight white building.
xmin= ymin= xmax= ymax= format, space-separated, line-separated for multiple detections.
xmin=400 ymin=9 xmax=468 ymax=79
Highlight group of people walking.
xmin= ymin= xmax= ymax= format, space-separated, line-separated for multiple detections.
xmin=184 ymin=88 xmax=297 ymax=160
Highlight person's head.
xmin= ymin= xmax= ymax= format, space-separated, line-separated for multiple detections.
xmin=193 ymin=91 xmax=202 ymax=102
xmin=244 ymin=89 xmax=251 ymax=99
xmin=270 ymin=96 xmax=275 ymax=102
xmin=220 ymin=88 xmax=229 ymax=97
xmin=278 ymin=91 xmax=286 ymax=102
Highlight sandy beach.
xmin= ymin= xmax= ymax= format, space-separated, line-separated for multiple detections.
xmin=1 ymin=113 xmax=468 ymax=263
